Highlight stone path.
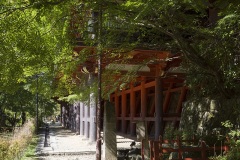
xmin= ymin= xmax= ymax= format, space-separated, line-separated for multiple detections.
xmin=33 ymin=122 xmax=139 ymax=160
xmin=35 ymin=122 xmax=95 ymax=160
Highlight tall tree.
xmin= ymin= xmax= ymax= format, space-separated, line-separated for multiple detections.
xmin=107 ymin=0 xmax=240 ymax=100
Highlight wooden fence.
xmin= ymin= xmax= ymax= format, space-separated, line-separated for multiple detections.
xmin=142 ymin=136 xmax=230 ymax=160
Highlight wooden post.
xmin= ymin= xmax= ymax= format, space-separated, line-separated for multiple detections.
xmin=155 ymin=76 xmax=164 ymax=140
xmin=153 ymin=141 xmax=160 ymax=160
xmin=159 ymin=136 xmax=163 ymax=160
xmin=177 ymin=136 xmax=182 ymax=160
xmin=149 ymin=140 xmax=153 ymax=160
xmin=163 ymin=82 xmax=173 ymax=112
xmin=114 ymin=91 xmax=120 ymax=131
xmin=141 ymin=77 xmax=147 ymax=119
xmin=130 ymin=83 xmax=136 ymax=136
xmin=201 ymin=141 xmax=207 ymax=160
xmin=121 ymin=90 xmax=127 ymax=133
xmin=141 ymin=139 xmax=145 ymax=160
xmin=136 ymin=121 xmax=149 ymax=159
xmin=176 ymin=87 xmax=187 ymax=113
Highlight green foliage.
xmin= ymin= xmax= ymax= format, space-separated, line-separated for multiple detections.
xmin=210 ymin=121 xmax=240 ymax=160
xmin=164 ymin=124 xmax=182 ymax=141
xmin=0 ymin=0 xmax=80 ymax=121
xmin=20 ymin=135 xmax=39 ymax=160
xmin=0 ymin=82 xmax=58 ymax=127
xmin=56 ymin=0 xmax=240 ymax=101
xmin=180 ymin=98 xmax=240 ymax=140
xmin=90 ymin=0 xmax=240 ymax=101
xmin=0 ymin=0 xmax=74 ymax=94
xmin=0 ymin=0 xmax=240 ymax=131
xmin=0 ymin=120 xmax=35 ymax=160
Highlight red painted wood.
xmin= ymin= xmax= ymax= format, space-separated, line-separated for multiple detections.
xmin=121 ymin=90 xmax=127 ymax=133
xmin=110 ymin=74 xmax=187 ymax=136
xmin=141 ymin=77 xmax=147 ymax=118
xmin=130 ymin=83 xmax=136 ymax=135
xmin=153 ymin=141 xmax=160 ymax=160
xmin=149 ymin=95 xmax=155 ymax=116
xmin=176 ymin=87 xmax=187 ymax=113
xmin=114 ymin=91 xmax=120 ymax=131
xmin=155 ymin=76 xmax=164 ymax=140
xmin=201 ymin=141 xmax=207 ymax=160
xmin=163 ymin=82 xmax=174 ymax=113
xmin=149 ymin=137 xmax=229 ymax=160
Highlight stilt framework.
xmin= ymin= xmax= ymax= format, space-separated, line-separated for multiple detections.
xmin=110 ymin=76 xmax=187 ymax=138
xmin=58 ymin=45 xmax=188 ymax=139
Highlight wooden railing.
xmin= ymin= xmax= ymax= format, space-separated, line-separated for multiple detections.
xmin=142 ymin=136 xmax=230 ymax=160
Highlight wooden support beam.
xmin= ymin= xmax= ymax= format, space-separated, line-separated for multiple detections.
xmin=110 ymin=78 xmax=183 ymax=98
xmin=145 ymin=81 xmax=156 ymax=89
xmin=114 ymin=91 xmax=119 ymax=117
xmin=155 ymin=65 xmax=164 ymax=140
xmin=141 ymin=77 xmax=147 ymax=119
xmin=109 ymin=74 xmax=186 ymax=136
xmin=155 ymin=76 xmax=164 ymax=140
xmin=148 ymin=86 xmax=185 ymax=97
xmin=163 ymin=82 xmax=174 ymax=113
xmin=175 ymin=86 xmax=187 ymax=127
xmin=130 ymin=83 xmax=136 ymax=136
xmin=149 ymin=95 xmax=155 ymax=116
xmin=114 ymin=91 xmax=120 ymax=131
xmin=121 ymin=90 xmax=127 ymax=133
xmin=135 ymin=91 xmax=141 ymax=117
xmin=176 ymin=86 xmax=187 ymax=113
xmin=133 ymin=116 xmax=181 ymax=122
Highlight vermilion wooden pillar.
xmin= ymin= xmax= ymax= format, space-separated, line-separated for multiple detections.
xmin=163 ymin=82 xmax=174 ymax=112
xmin=175 ymin=87 xmax=187 ymax=127
xmin=176 ymin=87 xmax=187 ymax=113
xmin=121 ymin=89 xmax=127 ymax=133
xmin=141 ymin=77 xmax=147 ymax=119
xmin=114 ymin=91 xmax=120 ymax=131
xmin=130 ymin=83 xmax=136 ymax=136
xmin=155 ymin=67 xmax=164 ymax=140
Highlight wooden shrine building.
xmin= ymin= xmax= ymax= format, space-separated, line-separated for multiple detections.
xmin=58 ymin=46 xmax=187 ymax=141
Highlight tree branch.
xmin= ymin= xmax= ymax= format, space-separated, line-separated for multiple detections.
xmin=0 ymin=0 xmax=67 ymax=16
xmin=0 ymin=4 xmax=32 ymax=16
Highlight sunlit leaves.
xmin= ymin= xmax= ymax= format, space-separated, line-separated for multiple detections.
xmin=0 ymin=0 xmax=74 ymax=94
xmin=0 ymin=0 xmax=240 ymax=102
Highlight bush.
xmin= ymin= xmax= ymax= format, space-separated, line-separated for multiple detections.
xmin=0 ymin=119 xmax=35 ymax=160
xmin=210 ymin=121 xmax=240 ymax=160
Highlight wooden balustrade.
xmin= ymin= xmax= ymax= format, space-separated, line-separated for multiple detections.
xmin=141 ymin=136 xmax=230 ymax=160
